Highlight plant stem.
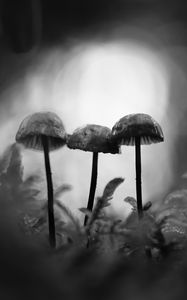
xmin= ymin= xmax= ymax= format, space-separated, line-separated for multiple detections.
xmin=84 ymin=152 xmax=98 ymax=226
xmin=135 ymin=136 xmax=143 ymax=219
xmin=42 ymin=135 xmax=56 ymax=248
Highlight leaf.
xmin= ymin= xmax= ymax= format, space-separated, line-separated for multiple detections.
xmin=54 ymin=184 xmax=72 ymax=198
xmin=161 ymin=222 xmax=187 ymax=244
xmin=19 ymin=188 xmax=40 ymax=200
xmin=79 ymin=208 xmax=92 ymax=218
xmin=143 ymin=201 xmax=152 ymax=211
xmin=19 ymin=213 xmax=47 ymax=234
xmin=23 ymin=175 xmax=41 ymax=187
xmin=33 ymin=215 xmax=47 ymax=228
xmin=0 ymin=143 xmax=15 ymax=175
xmin=155 ymin=189 xmax=187 ymax=244
xmin=163 ymin=189 xmax=187 ymax=208
xmin=124 ymin=211 xmax=138 ymax=228
xmin=102 ymin=177 xmax=124 ymax=200
xmin=5 ymin=143 xmax=23 ymax=186
xmin=156 ymin=207 xmax=187 ymax=224
xmin=88 ymin=177 xmax=124 ymax=227
xmin=55 ymin=222 xmax=86 ymax=247
xmin=55 ymin=199 xmax=81 ymax=231
xmin=124 ymin=197 xmax=137 ymax=211
xmin=162 ymin=223 xmax=186 ymax=235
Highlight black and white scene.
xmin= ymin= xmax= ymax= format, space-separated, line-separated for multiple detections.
xmin=0 ymin=0 xmax=187 ymax=299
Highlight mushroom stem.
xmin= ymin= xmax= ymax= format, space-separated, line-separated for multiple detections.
xmin=84 ymin=152 xmax=98 ymax=226
xmin=41 ymin=135 xmax=56 ymax=248
xmin=135 ymin=136 xmax=143 ymax=219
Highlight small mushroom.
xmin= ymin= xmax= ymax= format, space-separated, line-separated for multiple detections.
xmin=16 ymin=112 xmax=66 ymax=248
xmin=112 ymin=113 xmax=164 ymax=219
xmin=67 ymin=124 xmax=120 ymax=225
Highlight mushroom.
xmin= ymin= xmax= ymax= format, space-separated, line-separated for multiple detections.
xmin=16 ymin=112 xmax=66 ymax=248
xmin=112 ymin=113 xmax=164 ymax=219
xmin=67 ymin=124 xmax=120 ymax=225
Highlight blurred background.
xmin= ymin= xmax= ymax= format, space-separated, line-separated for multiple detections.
xmin=0 ymin=0 xmax=186 ymax=220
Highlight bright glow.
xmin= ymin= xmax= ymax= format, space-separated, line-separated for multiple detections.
xmin=0 ymin=41 xmax=172 ymax=219
xmin=77 ymin=44 xmax=168 ymax=127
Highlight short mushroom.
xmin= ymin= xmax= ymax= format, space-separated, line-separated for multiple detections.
xmin=112 ymin=113 xmax=164 ymax=219
xmin=67 ymin=124 xmax=120 ymax=226
xmin=16 ymin=112 xmax=66 ymax=248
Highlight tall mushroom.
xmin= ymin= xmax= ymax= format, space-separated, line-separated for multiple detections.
xmin=112 ymin=113 xmax=164 ymax=219
xmin=16 ymin=112 xmax=66 ymax=248
xmin=67 ymin=124 xmax=120 ymax=226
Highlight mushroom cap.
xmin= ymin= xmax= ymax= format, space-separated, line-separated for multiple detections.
xmin=67 ymin=124 xmax=120 ymax=154
xmin=16 ymin=112 xmax=66 ymax=151
xmin=112 ymin=113 xmax=164 ymax=145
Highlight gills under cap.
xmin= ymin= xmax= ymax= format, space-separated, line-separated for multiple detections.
xmin=112 ymin=113 xmax=164 ymax=146
xmin=16 ymin=112 xmax=67 ymax=151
